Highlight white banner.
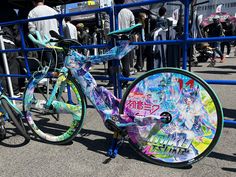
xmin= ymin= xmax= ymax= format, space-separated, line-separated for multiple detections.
xmin=216 ymin=4 xmax=222 ymax=13
xmin=198 ymin=14 xmax=203 ymax=24
xmin=100 ymin=0 xmax=112 ymax=8
xmin=172 ymin=8 xmax=179 ymax=21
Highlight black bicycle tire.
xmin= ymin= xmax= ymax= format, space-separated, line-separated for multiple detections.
xmin=1 ymin=98 xmax=30 ymax=140
xmin=120 ymin=68 xmax=223 ymax=168
xmin=23 ymin=73 xmax=86 ymax=144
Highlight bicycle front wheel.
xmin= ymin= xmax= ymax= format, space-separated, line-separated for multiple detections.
xmin=23 ymin=72 xmax=86 ymax=144
xmin=120 ymin=68 xmax=223 ymax=167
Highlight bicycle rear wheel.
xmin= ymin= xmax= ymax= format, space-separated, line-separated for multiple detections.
xmin=23 ymin=72 xmax=86 ymax=144
xmin=120 ymin=68 xmax=223 ymax=167
xmin=0 ymin=98 xmax=30 ymax=140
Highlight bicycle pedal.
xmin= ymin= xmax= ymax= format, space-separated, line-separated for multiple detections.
xmin=104 ymin=118 xmax=122 ymax=133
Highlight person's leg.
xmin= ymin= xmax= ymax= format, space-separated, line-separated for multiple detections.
xmin=121 ymin=53 xmax=131 ymax=78
xmin=121 ymin=53 xmax=131 ymax=88
xmin=0 ymin=63 xmax=7 ymax=92
xmin=135 ymin=46 xmax=143 ymax=71
xmin=215 ymin=42 xmax=224 ymax=61
xmin=7 ymin=55 xmax=20 ymax=94
xmin=210 ymin=42 xmax=216 ymax=59
xmin=145 ymin=46 xmax=154 ymax=71
xmin=226 ymin=42 xmax=231 ymax=56
xmin=56 ymin=51 xmax=64 ymax=68
xmin=4 ymin=43 xmax=20 ymax=95
xmin=220 ymin=42 xmax=225 ymax=55
xmin=106 ymin=60 xmax=115 ymax=87
xmin=43 ymin=51 xmax=55 ymax=68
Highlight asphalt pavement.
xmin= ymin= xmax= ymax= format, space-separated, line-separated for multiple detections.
xmin=0 ymin=50 xmax=235 ymax=177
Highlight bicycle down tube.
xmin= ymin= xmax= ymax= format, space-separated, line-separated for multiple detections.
xmin=45 ymin=40 xmax=136 ymax=124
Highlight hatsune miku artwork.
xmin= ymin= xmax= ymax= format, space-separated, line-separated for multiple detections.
xmin=123 ymin=72 xmax=218 ymax=162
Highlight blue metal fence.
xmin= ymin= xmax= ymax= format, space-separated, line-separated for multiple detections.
xmin=0 ymin=0 xmax=235 ymax=126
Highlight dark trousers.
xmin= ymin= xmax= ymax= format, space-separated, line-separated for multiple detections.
xmin=121 ymin=53 xmax=131 ymax=78
xmin=220 ymin=42 xmax=231 ymax=55
xmin=145 ymin=45 xmax=155 ymax=71
xmin=210 ymin=42 xmax=224 ymax=59
xmin=0 ymin=43 xmax=20 ymax=94
xmin=107 ymin=51 xmax=132 ymax=84
xmin=40 ymin=51 xmax=64 ymax=69
xmin=135 ymin=46 xmax=146 ymax=69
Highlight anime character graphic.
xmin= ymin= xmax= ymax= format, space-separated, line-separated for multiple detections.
xmin=124 ymin=73 xmax=218 ymax=162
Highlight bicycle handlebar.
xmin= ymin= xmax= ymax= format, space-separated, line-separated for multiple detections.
xmin=28 ymin=30 xmax=81 ymax=50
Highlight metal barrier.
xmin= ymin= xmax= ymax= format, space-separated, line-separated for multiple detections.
xmin=0 ymin=0 xmax=235 ymax=126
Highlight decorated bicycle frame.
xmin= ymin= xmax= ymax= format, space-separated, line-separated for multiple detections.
xmin=25 ymin=37 xmax=137 ymax=126
xmin=25 ymin=31 xmax=222 ymax=164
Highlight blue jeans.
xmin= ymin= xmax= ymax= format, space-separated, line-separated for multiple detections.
xmin=210 ymin=42 xmax=223 ymax=59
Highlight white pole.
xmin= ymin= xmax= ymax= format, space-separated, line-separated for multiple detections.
xmin=0 ymin=26 xmax=14 ymax=98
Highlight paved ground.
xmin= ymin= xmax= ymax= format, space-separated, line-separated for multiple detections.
xmin=0 ymin=50 xmax=236 ymax=177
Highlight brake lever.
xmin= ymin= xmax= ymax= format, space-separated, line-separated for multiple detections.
xmin=49 ymin=39 xmax=60 ymax=43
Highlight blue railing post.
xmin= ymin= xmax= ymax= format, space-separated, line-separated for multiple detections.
xmin=113 ymin=5 xmax=120 ymax=98
xmin=58 ymin=17 xmax=64 ymax=36
xmin=182 ymin=0 xmax=191 ymax=70
xmin=19 ymin=24 xmax=31 ymax=76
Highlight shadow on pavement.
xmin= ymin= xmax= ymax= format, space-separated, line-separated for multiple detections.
xmin=0 ymin=127 xmax=30 ymax=148
xmin=221 ymin=167 xmax=236 ymax=172
xmin=74 ymin=128 xmax=193 ymax=169
xmin=208 ymin=151 xmax=236 ymax=162
xmin=215 ymin=65 xmax=236 ymax=70
xmin=223 ymin=108 xmax=236 ymax=119
xmin=195 ymin=70 xmax=236 ymax=74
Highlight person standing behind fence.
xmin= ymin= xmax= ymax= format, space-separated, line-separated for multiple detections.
xmin=76 ymin=23 xmax=91 ymax=56
xmin=134 ymin=12 xmax=147 ymax=72
xmin=28 ymin=0 xmax=64 ymax=67
xmin=156 ymin=6 xmax=168 ymax=29
xmin=221 ymin=18 xmax=234 ymax=58
xmin=64 ymin=16 xmax=78 ymax=40
xmin=207 ymin=15 xmax=225 ymax=66
xmin=114 ymin=0 xmax=135 ymax=88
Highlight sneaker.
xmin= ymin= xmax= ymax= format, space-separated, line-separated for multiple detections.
xmin=122 ymin=82 xmax=129 ymax=89
xmin=13 ymin=92 xmax=23 ymax=98
xmin=134 ymin=65 xmax=143 ymax=72
xmin=225 ymin=55 xmax=230 ymax=58
xmin=207 ymin=59 xmax=216 ymax=67
xmin=38 ymin=78 xmax=48 ymax=86
xmin=220 ymin=57 xmax=225 ymax=63
xmin=64 ymin=87 xmax=68 ymax=93
xmin=130 ymin=69 xmax=137 ymax=75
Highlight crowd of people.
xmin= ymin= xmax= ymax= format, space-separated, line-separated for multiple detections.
xmin=1 ymin=0 xmax=236 ymax=96
xmin=202 ymin=15 xmax=235 ymax=66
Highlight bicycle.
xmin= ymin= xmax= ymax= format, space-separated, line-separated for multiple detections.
xmin=0 ymin=86 xmax=30 ymax=141
xmin=23 ymin=24 xmax=223 ymax=167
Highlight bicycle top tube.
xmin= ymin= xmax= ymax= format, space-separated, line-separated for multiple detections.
xmin=64 ymin=41 xmax=136 ymax=70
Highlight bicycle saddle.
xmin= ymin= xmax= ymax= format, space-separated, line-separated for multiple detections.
xmin=108 ymin=23 xmax=142 ymax=39
xmin=49 ymin=30 xmax=82 ymax=47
